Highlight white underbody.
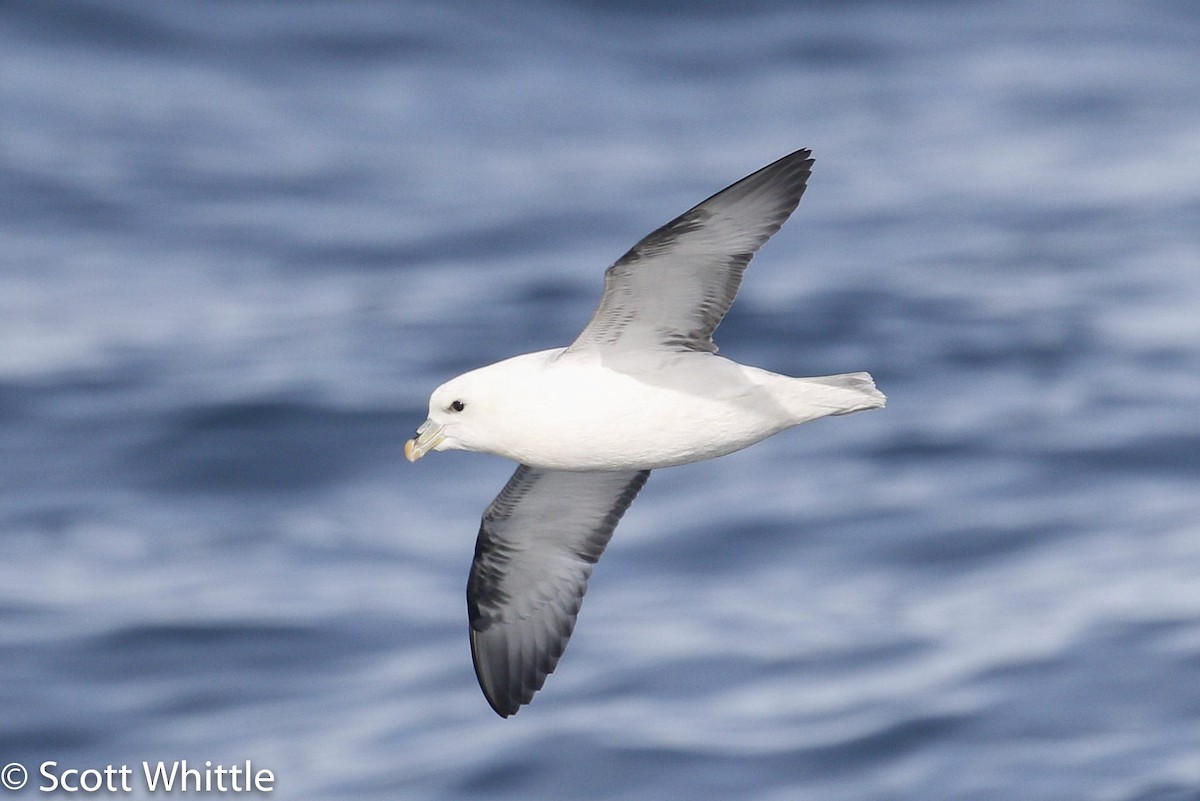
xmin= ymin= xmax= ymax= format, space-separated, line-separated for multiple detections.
xmin=434 ymin=348 xmax=885 ymax=471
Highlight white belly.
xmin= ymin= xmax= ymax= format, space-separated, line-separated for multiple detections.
xmin=488 ymin=351 xmax=797 ymax=471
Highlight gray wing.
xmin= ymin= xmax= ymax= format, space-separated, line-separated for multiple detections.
xmin=569 ymin=148 xmax=814 ymax=354
xmin=467 ymin=465 xmax=650 ymax=717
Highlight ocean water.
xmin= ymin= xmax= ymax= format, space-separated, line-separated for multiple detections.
xmin=2 ymin=0 xmax=1199 ymax=798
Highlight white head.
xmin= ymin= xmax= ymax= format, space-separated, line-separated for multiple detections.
xmin=405 ymin=373 xmax=478 ymax=461
xmin=404 ymin=357 xmax=539 ymax=463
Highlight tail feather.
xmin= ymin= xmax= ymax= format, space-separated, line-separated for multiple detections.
xmin=815 ymin=371 xmax=885 ymax=407
xmin=790 ymin=371 xmax=886 ymax=420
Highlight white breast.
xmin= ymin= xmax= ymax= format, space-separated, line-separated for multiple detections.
xmin=477 ymin=350 xmax=796 ymax=471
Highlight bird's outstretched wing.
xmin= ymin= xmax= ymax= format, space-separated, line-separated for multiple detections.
xmin=568 ymin=148 xmax=813 ymax=354
xmin=467 ymin=465 xmax=650 ymax=717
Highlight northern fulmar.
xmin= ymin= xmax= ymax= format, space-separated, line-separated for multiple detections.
xmin=406 ymin=149 xmax=885 ymax=716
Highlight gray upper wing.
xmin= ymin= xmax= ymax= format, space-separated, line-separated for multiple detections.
xmin=467 ymin=465 xmax=650 ymax=717
xmin=568 ymin=148 xmax=814 ymax=354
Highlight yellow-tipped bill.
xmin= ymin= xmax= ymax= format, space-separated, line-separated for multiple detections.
xmin=404 ymin=420 xmax=446 ymax=462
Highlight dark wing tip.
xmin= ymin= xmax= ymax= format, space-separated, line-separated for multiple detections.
xmin=703 ymin=146 xmax=814 ymax=215
xmin=469 ymin=627 xmax=520 ymax=717
xmin=467 ymin=598 xmax=579 ymax=718
xmin=610 ymin=147 xmax=814 ymax=272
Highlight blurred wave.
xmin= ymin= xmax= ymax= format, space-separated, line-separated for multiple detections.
xmin=2 ymin=0 xmax=1199 ymax=799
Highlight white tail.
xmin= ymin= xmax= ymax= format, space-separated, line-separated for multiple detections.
xmin=779 ymin=371 xmax=886 ymax=424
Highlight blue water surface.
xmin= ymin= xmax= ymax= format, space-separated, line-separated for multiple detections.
xmin=2 ymin=1 xmax=1199 ymax=799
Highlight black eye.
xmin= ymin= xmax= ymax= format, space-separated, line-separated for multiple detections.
xmin=450 ymin=400 xmax=465 ymax=412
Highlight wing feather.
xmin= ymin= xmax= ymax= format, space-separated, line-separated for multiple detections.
xmin=569 ymin=149 xmax=814 ymax=354
xmin=467 ymin=465 xmax=650 ymax=717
